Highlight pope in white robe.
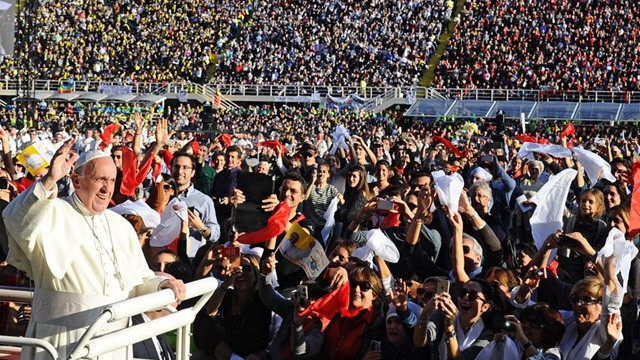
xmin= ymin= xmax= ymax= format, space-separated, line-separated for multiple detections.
xmin=3 ymin=144 xmax=186 ymax=360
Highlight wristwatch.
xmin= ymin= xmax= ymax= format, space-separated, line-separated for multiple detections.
xmin=199 ymin=228 xmax=208 ymax=236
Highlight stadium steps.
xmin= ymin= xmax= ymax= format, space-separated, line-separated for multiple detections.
xmin=420 ymin=0 xmax=466 ymax=87
xmin=199 ymin=84 xmax=241 ymax=110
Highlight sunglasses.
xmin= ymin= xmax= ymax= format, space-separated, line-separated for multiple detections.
xmin=303 ymin=153 xmax=315 ymax=158
xmin=416 ymin=288 xmax=435 ymax=300
xmin=241 ymin=264 xmax=254 ymax=273
xmin=570 ymin=295 xmax=600 ymax=306
xmin=350 ymin=280 xmax=372 ymax=292
xmin=462 ymin=245 xmax=471 ymax=255
xmin=163 ymin=184 xmax=173 ymax=190
xmin=458 ymin=288 xmax=486 ymax=303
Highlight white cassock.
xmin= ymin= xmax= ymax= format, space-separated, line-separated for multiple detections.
xmin=3 ymin=182 xmax=166 ymax=360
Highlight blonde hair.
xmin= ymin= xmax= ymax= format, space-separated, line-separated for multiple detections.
xmin=570 ymin=276 xmax=604 ymax=301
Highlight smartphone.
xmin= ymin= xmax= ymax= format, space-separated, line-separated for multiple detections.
xmin=436 ymin=279 xmax=450 ymax=295
xmin=221 ymin=246 xmax=240 ymax=258
xmin=533 ymin=267 xmax=548 ymax=279
xmin=220 ymin=246 xmax=241 ymax=268
xmin=481 ymin=155 xmax=494 ymax=165
xmin=558 ymin=235 xmax=579 ymax=248
xmin=296 ymin=284 xmax=309 ymax=307
xmin=376 ymin=198 xmax=394 ymax=211
xmin=369 ymin=340 xmax=381 ymax=351
xmin=188 ymin=207 xmax=200 ymax=217
xmin=491 ymin=316 xmax=512 ymax=332
xmin=0 ymin=178 xmax=8 ymax=190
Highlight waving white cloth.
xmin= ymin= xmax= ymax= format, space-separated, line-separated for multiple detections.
xmin=474 ymin=337 xmax=519 ymax=360
xmin=352 ymin=229 xmax=400 ymax=264
xmin=571 ymin=147 xmax=616 ymax=187
xmin=110 ymin=200 xmax=161 ymax=229
xmin=320 ymin=197 xmax=340 ymax=246
xmin=598 ymin=228 xmax=638 ymax=296
xmin=530 ymin=169 xmax=577 ymax=261
xmin=150 ymin=198 xmax=187 ymax=247
xmin=517 ymin=142 xmax=572 ymax=160
xmin=432 ymin=171 xmax=465 ymax=215
xmin=329 ymin=125 xmax=351 ymax=155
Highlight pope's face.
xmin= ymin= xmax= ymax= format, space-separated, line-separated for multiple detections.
xmin=73 ymin=157 xmax=117 ymax=215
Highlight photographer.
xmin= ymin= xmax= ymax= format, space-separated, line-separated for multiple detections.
xmin=258 ymin=253 xmax=325 ymax=360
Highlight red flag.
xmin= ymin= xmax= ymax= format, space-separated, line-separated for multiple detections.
xmin=190 ymin=139 xmax=200 ymax=155
xmin=515 ymin=134 xmax=537 ymax=143
xmin=629 ymin=162 xmax=640 ymax=238
xmin=257 ymin=140 xmax=287 ymax=155
xmin=559 ymin=122 xmax=576 ymax=139
xmin=432 ymin=136 xmax=463 ymax=157
xmin=220 ymin=133 xmax=232 ymax=147
xmin=99 ymin=123 xmax=121 ymax=150
xmin=236 ymin=202 xmax=294 ymax=245
xmin=159 ymin=149 xmax=174 ymax=170
xmin=300 ymin=282 xmax=350 ymax=331
xmin=120 ymin=146 xmax=154 ymax=197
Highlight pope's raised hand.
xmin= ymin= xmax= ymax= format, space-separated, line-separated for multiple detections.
xmin=43 ymin=139 xmax=79 ymax=191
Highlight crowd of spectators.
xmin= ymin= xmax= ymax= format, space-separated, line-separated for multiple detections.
xmin=0 ymin=0 xmax=451 ymax=86
xmin=434 ymin=0 xmax=640 ymax=92
xmin=1 ymin=100 xmax=640 ymax=359
xmin=0 ymin=0 xmax=248 ymax=83
xmin=214 ymin=0 xmax=451 ymax=86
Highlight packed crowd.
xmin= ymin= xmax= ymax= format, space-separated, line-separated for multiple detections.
xmin=0 ymin=0 xmax=245 ymax=83
xmin=0 ymin=0 xmax=449 ymax=86
xmin=214 ymin=0 xmax=449 ymax=86
xmin=434 ymin=0 xmax=640 ymax=92
xmin=0 ymin=100 xmax=639 ymax=359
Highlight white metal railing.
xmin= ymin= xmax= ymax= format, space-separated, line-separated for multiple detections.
xmin=1 ymin=80 xmax=639 ymax=103
xmin=0 ymin=278 xmax=218 ymax=360
xmin=435 ymin=88 xmax=640 ymax=103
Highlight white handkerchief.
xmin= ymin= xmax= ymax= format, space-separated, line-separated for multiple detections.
xmin=530 ymin=169 xmax=577 ymax=261
xmin=150 ymin=198 xmax=186 ymax=247
xmin=110 ymin=200 xmax=162 ymax=229
xmin=517 ymin=142 xmax=572 ymax=160
xmin=571 ymin=146 xmax=616 ymax=187
xmin=366 ymin=229 xmax=400 ymax=263
xmin=433 ymin=172 xmax=465 ymax=215
xmin=598 ymin=228 xmax=638 ymax=296
xmin=321 ymin=196 xmax=340 ymax=246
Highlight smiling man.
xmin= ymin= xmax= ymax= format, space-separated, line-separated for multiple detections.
xmin=3 ymin=144 xmax=185 ymax=360
xmin=171 ymin=151 xmax=220 ymax=244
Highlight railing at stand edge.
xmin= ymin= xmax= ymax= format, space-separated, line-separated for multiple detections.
xmin=435 ymin=88 xmax=640 ymax=103
xmin=0 ymin=277 xmax=218 ymax=360
xmin=8 ymin=81 xmax=638 ymax=104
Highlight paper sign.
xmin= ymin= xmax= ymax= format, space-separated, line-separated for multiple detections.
xmin=17 ymin=141 xmax=56 ymax=176
xmin=279 ymin=222 xmax=329 ymax=279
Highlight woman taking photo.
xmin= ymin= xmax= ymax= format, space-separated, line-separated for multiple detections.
xmin=194 ymin=254 xmax=271 ymax=360
xmin=334 ymin=165 xmax=371 ymax=235
xmin=413 ymin=278 xmax=496 ymax=359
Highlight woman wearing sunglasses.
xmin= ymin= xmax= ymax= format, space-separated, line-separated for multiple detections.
xmin=413 ymin=278 xmax=496 ymax=359
xmin=322 ymin=266 xmax=385 ymax=360
xmin=511 ymin=254 xmax=623 ymax=360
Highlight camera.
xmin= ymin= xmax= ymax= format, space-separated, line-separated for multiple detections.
xmin=533 ymin=268 xmax=547 ymax=279
xmin=558 ymin=235 xmax=579 ymax=248
xmin=376 ymin=198 xmax=394 ymax=211
xmin=296 ymin=284 xmax=309 ymax=307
